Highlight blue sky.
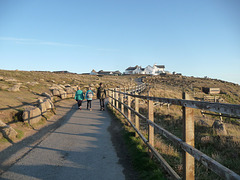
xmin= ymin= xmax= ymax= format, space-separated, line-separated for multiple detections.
xmin=0 ymin=0 xmax=240 ymax=84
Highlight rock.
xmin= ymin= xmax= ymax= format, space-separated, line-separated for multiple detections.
xmin=38 ymin=98 xmax=54 ymax=114
xmin=59 ymin=89 xmax=67 ymax=99
xmin=22 ymin=106 xmax=42 ymax=125
xmin=41 ymin=92 xmax=53 ymax=101
xmin=65 ymin=87 xmax=75 ymax=98
xmin=5 ymin=78 xmax=18 ymax=82
xmin=45 ymin=98 xmax=54 ymax=109
xmin=72 ymin=86 xmax=78 ymax=91
xmin=201 ymin=136 xmax=213 ymax=144
xmin=49 ymin=84 xmax=63 ymax=90
xmin=8 ymin=84 xmax=21 ymax=92
xmin=27 ymin=82 xmax=39 ymax=86
xmin=0 ymin=120 xmax=18 ymax=139
xmin=59 ymin=84 xmax=65 ymax=89
xmin=52 ymin=89 xmax=60 ymax=96
xmin=38 ymin=99 xmax=47 ymax=114
xmin=212 ymin=120 xmax=227 ymax=135
xmin=0 ymin=84 xmax=9 ymax=90
xmin=0 ymin=76 xmax=3 ymax=81
xmin=65 ymin=84 xmax=71 ymax=88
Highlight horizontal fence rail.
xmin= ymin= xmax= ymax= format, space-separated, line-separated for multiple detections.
xmin=107 ymin=83 xmax=240 ymax=180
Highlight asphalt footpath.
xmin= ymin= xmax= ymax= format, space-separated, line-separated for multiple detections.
xmin=0 ymin=99 xmax=125 ymax=180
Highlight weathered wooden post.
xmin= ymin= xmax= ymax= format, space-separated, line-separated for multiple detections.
xmin=121 ymin=91 xmax=124 ymax=114
xmin=112 ymin=88 xmax=115 ymax=108
xmin=127 ymin=94 xmax=131 ymax=124
xmin=109 ymin=89 xmax=112 ymax=108
xmin=116 ymin=88 xmax=119 ymax=109
xmin=135 ymin=92 xmax=139 ymax=137
xmin=148 ymin=92 xmax=154 ymax=148
xmin=182 ymin=92 xmax=195 ymax=180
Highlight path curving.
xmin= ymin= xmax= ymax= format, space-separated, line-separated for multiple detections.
xmin=0 ymin=100 xmax=127 ymax=180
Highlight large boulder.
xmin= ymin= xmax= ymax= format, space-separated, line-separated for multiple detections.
xmin=212 ymin=120 xmax=227 ymax=135
xmin=52 ymin=89 xmax=60 ymax=96
xmin=0 ymin=120 xmax=17 ymax=139
xmin=59 ymin=89 xmax=67 ymax=99
xmin=22 ymin=106 xmax=42 ymax=125
xmin=65 ymin=87 xmax=75 ymax=98
xmin=38 ymin=99 xmax=47 ymax=114
xmin=38 ymin=98 xmax=54 ymax=114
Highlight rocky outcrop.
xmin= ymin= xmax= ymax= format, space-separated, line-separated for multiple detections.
xmin=8 ymin=83 xmax=21 ymax=92
xmin=22 ymin=106 xmax=42 ymax=125
xmin=41 ymin=92 xmax=53 ymax=101
xmin=0 ymin=120 xmax=17 ymax=139
xmin=50 ymin=84 xmax=76 ymax=99
xmin=212 ymin=120 xmax=227 ymax=135
xmin=38 ymin=98 xmax=54 ymax=114
xmin=65 ymin=87 xmax=75 ymax=98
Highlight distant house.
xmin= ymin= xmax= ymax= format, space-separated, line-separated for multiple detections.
xmin=90 ymin=69 xmax=98 ymax=75
xmin=125 ymin=64 xmax=165 ymax=75
xmin=98 ymin=70 xmax=122 ymax=76
xmin=153 ymin=64 xmax=165 ymax=74
xmin=125 ymin=65 xmax=145 ymax=74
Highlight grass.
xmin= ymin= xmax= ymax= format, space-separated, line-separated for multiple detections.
xmin=140 ymin=75 xmax=240 ymax=179
xmin=108 ymin=105 xmax=167 ymax=180
xmin=15 ymin=129 xmax=24 ymax=139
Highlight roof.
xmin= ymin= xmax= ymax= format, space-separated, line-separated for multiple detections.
xmin=126 ymin=65 xmax=140 ymax=71
xmin=155 ymin=65 xmax=165 ymax=68
xmin=91 ymin=69 xmax=97 ymax=73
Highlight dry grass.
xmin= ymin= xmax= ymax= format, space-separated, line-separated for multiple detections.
xmin=134 ymin=75 xmax=240 ymax=179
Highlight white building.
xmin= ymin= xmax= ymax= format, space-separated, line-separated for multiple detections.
xmin=125 ymin=65 xmax=145 ymax=74
xmin=125 ymin=64 xmax=165 ymax=75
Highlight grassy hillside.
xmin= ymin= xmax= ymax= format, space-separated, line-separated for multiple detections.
xmin=139 ymin=74 xmax=240 ymax=179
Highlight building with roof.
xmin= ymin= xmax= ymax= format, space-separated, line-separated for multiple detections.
xmin=125 ymin=64 xmax=165 ymax=75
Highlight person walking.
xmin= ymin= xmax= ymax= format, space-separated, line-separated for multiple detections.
xmin=74 ymin=87 xmax=84 ymax=110
xmin=97 ymin=83 xmax=106 ymax=111
xmin=85 ymin=87 xmax=94 ymax=111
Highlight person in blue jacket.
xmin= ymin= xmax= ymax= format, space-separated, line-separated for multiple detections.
xmin=74 ymin=87 xmax=84 ymax=110
xmin=85 ymin=87 xmax=94 ymax=111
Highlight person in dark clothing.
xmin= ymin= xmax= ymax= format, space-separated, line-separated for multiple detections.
xmin=97 ymin=83 xmax=106 ymax=111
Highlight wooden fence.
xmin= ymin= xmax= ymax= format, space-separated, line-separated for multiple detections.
xmin=107 ymin=83 xmax=240 ymax=180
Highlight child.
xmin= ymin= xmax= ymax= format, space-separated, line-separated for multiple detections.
xmin=85 ymin=87 xmax=94 ymax=111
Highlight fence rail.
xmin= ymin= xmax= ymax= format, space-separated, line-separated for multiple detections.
xmin=107 ymin=83 xmax=240 ymax=180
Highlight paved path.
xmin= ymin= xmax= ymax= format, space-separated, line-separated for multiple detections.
xmin=0 ymin=100 xmax=125 ymax=180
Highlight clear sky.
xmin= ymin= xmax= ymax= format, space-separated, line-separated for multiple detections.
xmin=0 ymin=0 xmax=240 ymax=84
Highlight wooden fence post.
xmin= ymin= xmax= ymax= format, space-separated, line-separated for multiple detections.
xmin=148 ymin=94 xmax=154 ymax=148
xmin=109 ymin=89 xmax=112 ymax=108
xmin=135 ymin=92 xmax=139 ymax=137
xmin=121 ymin=91 xmax=124 ymax=114
xmin=113 ymin=89 xmax=115 ymax=107
xmin=116 ymin=88 xmax=119 ymax=109
xmin=182 ymin=92 xmax=195 ymax=180
xmin=128 ymin=95 xmax=131 ymax=124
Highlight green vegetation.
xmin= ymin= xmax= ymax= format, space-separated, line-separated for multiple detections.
xmin=15 ymin=129 xmax=24 ymax=139
xmin=108 ymin=105 xmax=167 ymax=180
